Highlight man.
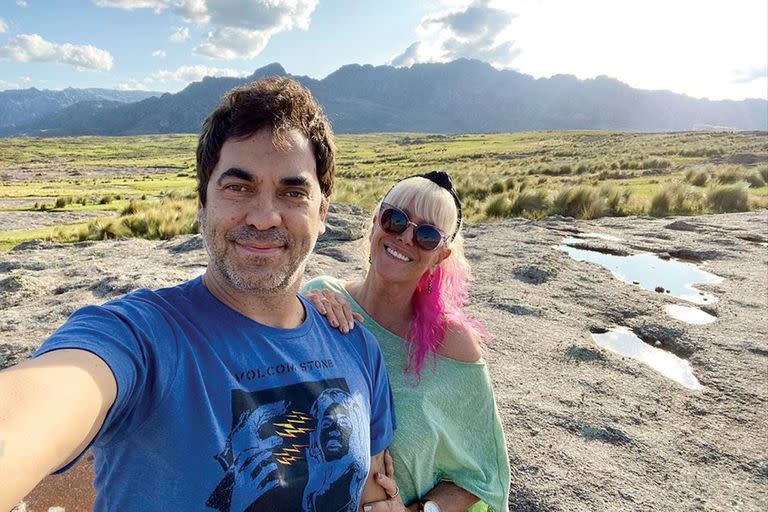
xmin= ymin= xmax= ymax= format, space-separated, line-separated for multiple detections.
xmin=0 ymin=77 xmax=395 ymax=511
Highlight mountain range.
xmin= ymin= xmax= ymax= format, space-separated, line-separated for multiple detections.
xmin=1 ymin=60 xmax=765 ymax=137
xmin=0 ymin=88 xmax=161 ymax=131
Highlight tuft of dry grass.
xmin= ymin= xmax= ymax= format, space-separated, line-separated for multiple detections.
xmin=685 ymin=168 xmax=709 ymax=187
xmin=54 ymin=198 xmax=198 ymax=242
xmin=649 ymin=182 xmax=702 ymax=217
xmin=707 ymin=183 xmax=750 ymax=213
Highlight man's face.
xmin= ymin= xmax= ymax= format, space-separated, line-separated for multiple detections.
xmin=199 ymin=128 xmax=327 ymax=295
xmin=319 ymin=404 xmax=353 ymax=461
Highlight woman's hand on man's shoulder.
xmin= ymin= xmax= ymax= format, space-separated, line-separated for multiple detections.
xmin=438 ymin=322 xmax=484 ymax=363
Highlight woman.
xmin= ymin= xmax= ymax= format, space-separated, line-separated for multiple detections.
xmin=303 ymin=171 xmax=510 ymax=512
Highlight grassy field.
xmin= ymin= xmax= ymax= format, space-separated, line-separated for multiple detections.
xmin=1 ymin=131 xmax=766 ymax=250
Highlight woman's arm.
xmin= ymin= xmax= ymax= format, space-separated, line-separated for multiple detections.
xmin=304 ymin=288 xmax=362 ymax=333
xmin=412 ymin=481 xmax=480 ymax=511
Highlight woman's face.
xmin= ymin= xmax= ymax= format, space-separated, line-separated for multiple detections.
xmin=369 ymin=201 xmax=451 ymax=286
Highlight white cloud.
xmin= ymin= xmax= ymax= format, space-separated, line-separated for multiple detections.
xmin=390 ymin=42 xmax=422 ymax=68
xmin=93 ymin=0 xmax=170 ymax=11
xmin=193 ymin=0 xmax=317 ymax=60
xmin=506 ymin=0 xmax=768 ymax=100
xmin=116 ymin=80 xmax=149 ymax=91
xmin=0 ymin=18 xmax=7 ymax=33
xmin=118 ymin=64 xmax=248 ymax=91
xmin=169 ymin=26 xmax=190 ymax=43
xmin=390 ymin=0 xmax=520 ymax=68
xmin=175 ymin=0 xmax=209 ymax=23
xmin=151 ymin=49 xmax=166 ymax=58
xmin=194 ymin=27 xmax=270 ymax=59
xmin=149 ymin=64 xmax=250 ymax=83
xmin=733 ymin=66 xmax=768 ymax=84
xmin=0 ymin=79 xmax=21 ymax=90
xmin=0 ymin=34 xmax=114 ymax=71
xmin=16 ymin=0 xmax=28 ymax=7
xmin=390 ymin=0 xmax=768 ymax=100
xmin=94 ymin=0 xmax=318 ymax=60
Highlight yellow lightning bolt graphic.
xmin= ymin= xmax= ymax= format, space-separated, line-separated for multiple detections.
xmin=273 ymin=411 xmax=316 ymax=465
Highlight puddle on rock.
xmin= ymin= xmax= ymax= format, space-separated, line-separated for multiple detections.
xmin=664 ymin=305 xmax=717 ymax=325
xmin=591 ymin=327 xmax=704 ymax=390
xmin=558 ymin=242 xmax=723 ymax=304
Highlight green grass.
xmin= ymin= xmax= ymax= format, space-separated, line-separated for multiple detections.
xmin=0 ymin=222 xmax=92 ymax=251
xmin=1 ymin=130 xmax=766 ymax=250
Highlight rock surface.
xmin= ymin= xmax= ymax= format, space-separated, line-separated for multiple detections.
xmin=2 ymin=210 xmax=767 ymax=512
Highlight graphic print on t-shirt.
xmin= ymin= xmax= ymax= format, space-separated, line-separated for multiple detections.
xmin=206 ymin=379 xmax=369 ymax=512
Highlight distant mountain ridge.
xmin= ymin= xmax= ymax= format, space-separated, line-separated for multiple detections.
xmin=1 ymin=60 xmax=765 ymax=136
xmin=0 ymin=87 xmax=161 ymax=130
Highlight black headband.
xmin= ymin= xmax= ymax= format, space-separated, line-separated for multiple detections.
xmin=383 ymin=170 xmax=463 ymax=241
xmin=419 ymin=171 xmax=462 ymax=240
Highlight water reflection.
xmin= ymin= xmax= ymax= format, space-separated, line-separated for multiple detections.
xmin=664 ymin=305 xmax=717 ymax=325
xmin=575 ymin=232 xmax=624 ymax=242
xmin=558 ymin=243 xmax=723 ymax=304
xmin=591 ymin=327 xmax=704 ymax=390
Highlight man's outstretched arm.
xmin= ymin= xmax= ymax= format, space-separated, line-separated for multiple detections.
xmin=0 ymin=349 xmax=116 ymax=511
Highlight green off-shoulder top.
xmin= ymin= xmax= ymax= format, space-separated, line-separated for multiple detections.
xmin=302 ymin=275 xmax=510 ymax=512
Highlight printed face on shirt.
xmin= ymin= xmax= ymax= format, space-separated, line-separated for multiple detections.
xmin=198 ymin=128 xmax=328 ymax=295
xmin=319 ymin=403 xmax=353 ymax=461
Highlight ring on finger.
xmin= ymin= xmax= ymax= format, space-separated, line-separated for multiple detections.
xmin=389 ymin=485 xmax=400 ymax=499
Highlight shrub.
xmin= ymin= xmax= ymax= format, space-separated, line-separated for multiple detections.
xmin=99 ymin=195 xmax=114 ymax=205
xmin=600 ymin=185 xmax=630 ymax=216
xmin=649 ymin=182 xmax=701 ymax=217
xmin=650 ymin=185 xmax=673 ymax=217
xmin=484 ymin=193 xmax=512 ymax=218
xmin=490 ymin=181 xmax=506 ymax=193
xmin=641 ymin=158 xmax=672 ymax=169
xmin=510 ymin=189 xmax=550 ymax=216
xmin=59 ymin=199 xmax=198 ymax=243
xmin=716 ymin=166 xmax=747 ymax=184
xmin=685 ymin=169 xmax=709 ymax=187
xmin=758 ymin=165 xmax=768 ymax=184
xmin=552 ymin=186 xmax=603 ymax=219
xmin=457 ymin=185 xmax=491 ymax=201
xmin=744 ymin=171 xmax=766 ymax=188
xmin=54 ymin=196 xmax=73 ymax=209
xmin=707 ymin=183 xmax=750 ymax=213
xmin=121 ymin=199 xmax=142 ymax=215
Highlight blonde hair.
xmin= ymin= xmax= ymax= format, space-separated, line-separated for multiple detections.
xmin=362 ymin=176 xmax=461 ymax=268
xmin=362 ymin=174 xmax=487 ymax=378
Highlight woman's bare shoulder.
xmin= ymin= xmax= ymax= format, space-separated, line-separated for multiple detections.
xmin=438 ymin=321 xmax=484 ymax=363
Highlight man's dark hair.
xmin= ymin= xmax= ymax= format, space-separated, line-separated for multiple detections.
xmin=196 ymin=77 xmax=336 ymax=205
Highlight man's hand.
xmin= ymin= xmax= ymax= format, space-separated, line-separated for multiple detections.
xmin=0 ymin=349 xmax=116 ymax=511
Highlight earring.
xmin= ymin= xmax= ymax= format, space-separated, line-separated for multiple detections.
xmin=427 ymin=273 xmax=433 ymax=294
xmin=368 ymin=255 xmax=372 ymax=264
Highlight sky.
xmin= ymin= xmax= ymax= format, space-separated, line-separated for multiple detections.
xmin=0 ymin=0 xmax=766 ymax=101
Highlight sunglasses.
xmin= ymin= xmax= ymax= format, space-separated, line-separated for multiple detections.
xmin=379 ymin=203 xmax=447 ymax=251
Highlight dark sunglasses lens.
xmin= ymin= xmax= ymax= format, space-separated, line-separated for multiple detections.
xmin=415 ymin=225 xmax=442 ymax=250
xmin=381 ymin=207 xmax=408 ymax=234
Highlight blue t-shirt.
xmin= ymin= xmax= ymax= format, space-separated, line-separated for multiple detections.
xmin=34 ymin=277 xmax=396 ymax=512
